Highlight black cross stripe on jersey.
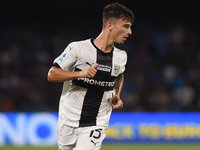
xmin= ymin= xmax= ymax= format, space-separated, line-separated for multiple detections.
xmin=73 ymin=38 xmax=117 ymax=127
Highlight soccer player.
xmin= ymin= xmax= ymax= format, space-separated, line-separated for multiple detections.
xmin=47 ymin=2 xmax=134 ymax=150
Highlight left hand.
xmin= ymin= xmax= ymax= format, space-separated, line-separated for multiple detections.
xmin=111 ymin=95 xmax=123 ymax=109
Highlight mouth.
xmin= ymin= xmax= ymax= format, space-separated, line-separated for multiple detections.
xmin=123 ymin=36 xmax=128 ymax=41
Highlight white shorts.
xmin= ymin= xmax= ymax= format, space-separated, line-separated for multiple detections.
xmin=57 ymin=121 xmax=106 ymax=150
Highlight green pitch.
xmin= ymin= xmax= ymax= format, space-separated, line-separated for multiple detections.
xmin=102 ymin=144 xmax=200 ymax=150
xmin=1 ymin=144 xmax=200 ymax=150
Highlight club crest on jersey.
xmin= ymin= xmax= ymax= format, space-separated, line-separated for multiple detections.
xmin=59 ymin=53 xmax=67 ymax=62
xmin=114 ymin=65 xmax=120 ymax=75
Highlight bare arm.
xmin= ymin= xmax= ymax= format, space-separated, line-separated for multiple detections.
xmin=114 ymin=74 xmax=124 ymax=97
xmin=112 ymin=74 xmax=124 ymax=109
xmin=47 ymin=64 xmax=98 ymax=82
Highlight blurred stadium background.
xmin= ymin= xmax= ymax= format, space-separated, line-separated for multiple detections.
xmin=0 ymin=0 xmax=200 ymax=149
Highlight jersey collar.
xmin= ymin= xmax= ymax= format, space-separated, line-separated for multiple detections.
xmin=90 ymin=38 xmax=114 ymax=55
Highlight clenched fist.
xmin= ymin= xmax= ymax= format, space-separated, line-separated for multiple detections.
xmin=111 ymin=95 xmax=123 ymax=109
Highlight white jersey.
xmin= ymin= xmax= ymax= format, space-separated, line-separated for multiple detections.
xmin=53 ymin=38 xmax=127 ymax=128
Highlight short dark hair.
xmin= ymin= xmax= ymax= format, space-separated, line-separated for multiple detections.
xmin=103 ymin=2 xmax=134 ymax=26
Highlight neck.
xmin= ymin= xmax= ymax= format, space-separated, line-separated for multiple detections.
xmin=94 ymin=30 xmax=114 ymax=53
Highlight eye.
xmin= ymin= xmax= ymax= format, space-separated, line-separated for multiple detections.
xmin=123 ymin=24 xmax=130 ymax=29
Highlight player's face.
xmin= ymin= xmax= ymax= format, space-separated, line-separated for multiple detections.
xmin=111 ymin=18 xmax=132 ymax=44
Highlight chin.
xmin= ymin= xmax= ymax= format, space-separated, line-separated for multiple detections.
xmin=115 ymin=39 xmax=125 ymax=44
xmin=118 ymin=41 xmax=125 ymax=44
xmin=115 ymin=40 xmax=124 ymax=44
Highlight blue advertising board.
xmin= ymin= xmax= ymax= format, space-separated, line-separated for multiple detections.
xmin=0 ymin=113 xmax=58 ymax=146
xmin=0 ymin=112 xmax=200 ymax=146
xmin=105 ymin=113 xmax=200 ymax=143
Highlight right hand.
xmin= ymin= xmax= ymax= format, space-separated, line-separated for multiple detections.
xmin=79 ymin=63 xmax=98 ymax=78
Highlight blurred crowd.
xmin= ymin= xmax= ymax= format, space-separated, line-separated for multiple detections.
xmin=0 ymin=19 xmax=200 ymax=112
xmin=122 ymin=21 xmax=200 ymax=112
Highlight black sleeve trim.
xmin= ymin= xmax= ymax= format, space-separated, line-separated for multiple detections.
xmin=53 ymin=62 xmax=61 ymax=68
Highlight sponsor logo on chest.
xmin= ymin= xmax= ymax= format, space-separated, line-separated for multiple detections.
xmin=96 ymin=64 xmax=111 ymax=72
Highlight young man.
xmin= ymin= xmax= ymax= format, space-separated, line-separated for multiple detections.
xmin=48 ymin=2 xmax=134 ymax=150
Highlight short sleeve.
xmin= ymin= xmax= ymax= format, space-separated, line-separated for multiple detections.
xmin=53 ymin=42 xmax=79 ymax=71
xmin=119 ymin=51 xmax=127 ymax=75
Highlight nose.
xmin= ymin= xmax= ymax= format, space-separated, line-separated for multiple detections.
xmin=128 ymin=28 xmax=132 ymax=35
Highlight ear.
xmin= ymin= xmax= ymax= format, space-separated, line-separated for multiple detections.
xmin=107 ymin=22 xmax=113 ymax=31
